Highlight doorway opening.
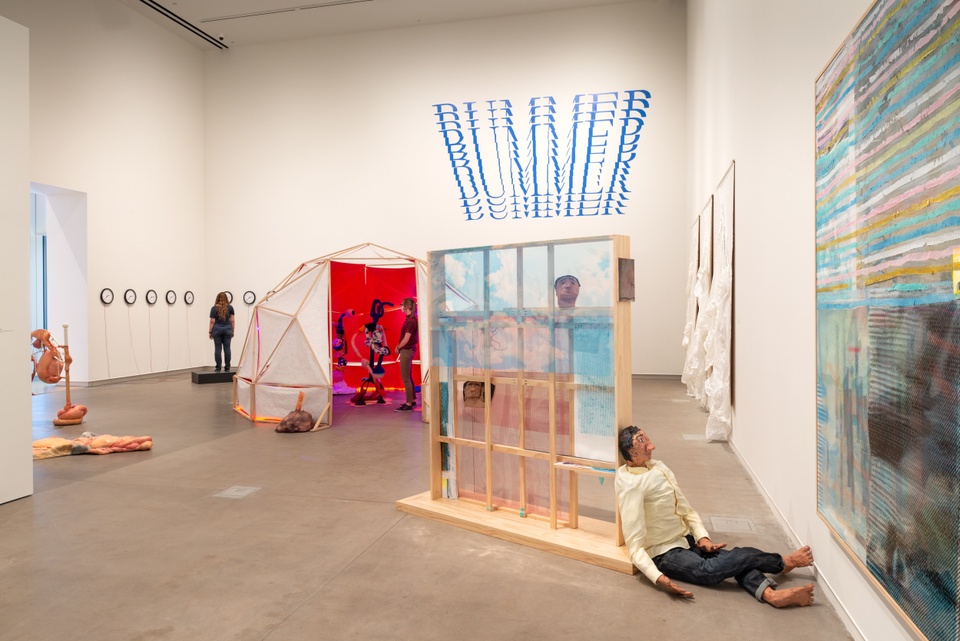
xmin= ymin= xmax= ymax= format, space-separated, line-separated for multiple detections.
xmin=29 ymin=184 xmax=89 ymax=390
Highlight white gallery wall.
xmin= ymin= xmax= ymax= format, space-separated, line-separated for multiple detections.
xmin=687 ymin=1 xmax=910 ymax=640
xmin=0 ymin=16 xmax=32 ymax=504
xmin=0 ymin=0 xmax=208 ymax=383
xmin=0 ymin=0 xmax=689 ymax=382
xmin=202 ymin=1 xmax=689 ymax=376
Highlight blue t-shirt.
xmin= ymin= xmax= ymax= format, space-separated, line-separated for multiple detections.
xmin=210 ymin=305 xmax=235 ymax=331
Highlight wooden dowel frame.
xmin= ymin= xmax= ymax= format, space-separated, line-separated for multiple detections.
xmin=412 ymin=235 xmax=634 ymax=567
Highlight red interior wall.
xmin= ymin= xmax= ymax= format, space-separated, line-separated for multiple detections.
xmin=330 ymin=261 xmax=420 ymax=391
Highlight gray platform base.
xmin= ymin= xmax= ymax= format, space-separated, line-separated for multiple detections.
xmin=191 ymin=369 xmax=235 ymax=384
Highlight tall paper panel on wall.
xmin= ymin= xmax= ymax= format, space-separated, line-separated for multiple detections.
xmin=0 ymin=17 xmax=32 ymax=504
xmin=815 ymin=2 xmax=960 ymax=639
xmin=685 ymin=198 xmax=713 ymax=405
xmin=681 ymin=217 xmax=701 ymax=396
xmin=703 ymin=162 xmax=734 ymax=441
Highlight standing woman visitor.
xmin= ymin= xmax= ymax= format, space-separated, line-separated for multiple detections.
xmin=394 ymin=297 xmax=419 ymax=411
xmin=209 ymin=292 xmax=235 ymax=372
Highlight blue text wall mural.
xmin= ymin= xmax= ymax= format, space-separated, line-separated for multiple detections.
xmin=433 ymin=90 xmax=650 ymax=221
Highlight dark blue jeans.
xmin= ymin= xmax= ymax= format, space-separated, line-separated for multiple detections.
xmin=652 ymin=535 xmax=784 ymax=601
xmin=212 ymin=329 xmax=232 ymax=370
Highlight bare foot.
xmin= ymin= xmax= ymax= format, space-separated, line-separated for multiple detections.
xmin=762 ymin=584 xmax=815 ymax=608
xmin=782 ymin=546 xmax=814 ymax=573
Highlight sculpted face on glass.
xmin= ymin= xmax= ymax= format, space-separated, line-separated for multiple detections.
xmin=555 ymin=275 xmax=580 ymax=308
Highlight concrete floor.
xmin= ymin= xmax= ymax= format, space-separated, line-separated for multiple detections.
xmin=2 ymin=376 xmax=853 ymax=641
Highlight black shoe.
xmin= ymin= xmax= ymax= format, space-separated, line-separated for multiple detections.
xmin=215 ymin=368 xmax=221 ymax=372
xmin=377 ymin=397 xmax=386 ymax=404
xmin=395 ymin=404 xmax=412 ymax=412
xmin=224 ymin=366 xmax=231 ymax=372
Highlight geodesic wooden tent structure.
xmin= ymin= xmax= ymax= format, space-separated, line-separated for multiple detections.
xmin=233 ymin=243 xmax=428 ymax=428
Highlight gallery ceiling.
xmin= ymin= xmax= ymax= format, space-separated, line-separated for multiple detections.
xmin=120 ymin=0 xmax=631 ymax=49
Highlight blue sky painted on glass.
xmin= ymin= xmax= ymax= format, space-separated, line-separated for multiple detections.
xmin=444 ymin=240 xmax=613 ymax=310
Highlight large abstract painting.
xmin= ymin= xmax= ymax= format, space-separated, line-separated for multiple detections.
xmin=815 ymin=1 xmax=960 ymax=639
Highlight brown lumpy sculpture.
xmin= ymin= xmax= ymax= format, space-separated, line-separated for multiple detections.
xmin=275 ymin=391 xmax=317 ymax=433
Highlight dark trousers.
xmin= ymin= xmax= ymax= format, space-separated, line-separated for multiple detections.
xmin=212 ymin=329 xmax=232 ymax=370
xmin=398 ymin=348 xmax=415 ymax=404
xmin=652 ymin=535 xmax=784 ymax=601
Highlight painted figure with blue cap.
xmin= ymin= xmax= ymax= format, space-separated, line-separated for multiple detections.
xmin=555 ymin=274 xmax=580 ymax=308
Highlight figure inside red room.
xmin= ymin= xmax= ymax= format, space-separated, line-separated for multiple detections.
xmin=331 ymin=309 xmax=355 ymax=395
xmin=350 ymin=298 xmax=393 ymax=405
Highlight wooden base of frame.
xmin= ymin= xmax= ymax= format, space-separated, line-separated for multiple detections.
xmin=397 ymin=491 xmax=634 ymax=574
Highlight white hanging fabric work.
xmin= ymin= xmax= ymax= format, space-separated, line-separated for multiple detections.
xmin=685 ymin=264 xmax=711 ymax=407
xmin=703 ymin=264 xmax=732 ymax=441
xmin=680 ymin=227 xmax=701 ymax=398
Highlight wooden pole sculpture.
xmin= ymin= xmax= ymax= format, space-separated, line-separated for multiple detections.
xmin=53 ymin=324 xmax=88 ymax=426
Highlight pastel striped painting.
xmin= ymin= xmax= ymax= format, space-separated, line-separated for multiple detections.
xmin=815 ymin=1 xmax=960 ymax=639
